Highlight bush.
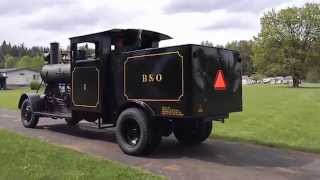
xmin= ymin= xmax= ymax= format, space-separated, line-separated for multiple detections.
xmin=30 ymin=81 xmax=41 ymax=90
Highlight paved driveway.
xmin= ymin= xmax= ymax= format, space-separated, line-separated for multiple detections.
xmin=1 ymin=108 xmax=320 ymax=180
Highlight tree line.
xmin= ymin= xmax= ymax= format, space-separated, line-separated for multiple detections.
xmin=0 ymin=41 xmax=48 ymax=70
xmin=202 ymin=3 xmax=320 ymax=87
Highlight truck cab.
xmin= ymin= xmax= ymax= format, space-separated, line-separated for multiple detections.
xmin=18 ymin=29 xmax=242 ymax=155
xmin=69 ymin=29 xmax=171 ymax=117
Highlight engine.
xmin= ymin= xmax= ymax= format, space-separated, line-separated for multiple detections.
xmin=40 ymin=64 xmax=70 ymax=84
xmin=41 ymin=43 xmax=71 ymax=114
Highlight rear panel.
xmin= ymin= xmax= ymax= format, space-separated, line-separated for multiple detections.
xmin=191 ymin=45 xmax=242 ymax=117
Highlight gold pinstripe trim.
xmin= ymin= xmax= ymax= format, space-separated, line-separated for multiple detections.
xmin=72 ymin=66 xmax=100 ymax=108
xmin=124 ymin=51 xmax=184 ymax=102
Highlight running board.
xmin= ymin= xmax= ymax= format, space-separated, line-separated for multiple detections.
xmin=81 ymin=122 xmax=115 ymax=129
xmin=34 ymin=112 xmax=72 ymax=120
xmin=34 ymin=112 xmax=114 ymax=129
xmin=93 ymin=118 xmax=115 ymax=129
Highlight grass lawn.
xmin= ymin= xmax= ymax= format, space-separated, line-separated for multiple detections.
xmin=0 ymin=88 xmax=31 ymax=110
xmin=214 ymin=84 xmax=320 ymax=153
xmin=0 ymin=129 xmax=163 ymax=180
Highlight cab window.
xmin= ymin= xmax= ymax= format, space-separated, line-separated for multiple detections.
xmin=74 ymin=42 xmax=96 ymax=61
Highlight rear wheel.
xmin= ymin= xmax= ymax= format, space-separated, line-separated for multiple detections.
xmin=67 ymin=111 xmax=82 ymax=126
xmin=174 ymin=119 xmax=212 ymax=145
xmin=21 ymin=99 xmax=39 ymax=128
xmin=65 ymin=118 xmax=79 ymax=126
xmin=116 ymin=108 xmax=161 ymax=155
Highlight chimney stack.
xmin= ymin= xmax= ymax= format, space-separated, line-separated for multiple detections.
xmin=50 ymin=42 xmax=60 ymax=64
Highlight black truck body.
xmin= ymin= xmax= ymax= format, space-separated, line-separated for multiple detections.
xmin=18 ymin=29 xmax=242 ymax=155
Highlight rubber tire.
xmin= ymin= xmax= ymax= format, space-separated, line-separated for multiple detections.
xmin=143 ymin=127 xmax=162 ymax=154
xmin=116 ymin=108 xmax=161 ymax=156
xmin=21 ymin=99 xmax=39 ymax=128
xmin=174 ymin=120 xmax=212 ymax=145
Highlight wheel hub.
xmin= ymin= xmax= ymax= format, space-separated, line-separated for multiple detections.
xmin=123 ymin=119 xmax=141 ymax=146
xmin=22 ymin=104 xmax=32 ymax=122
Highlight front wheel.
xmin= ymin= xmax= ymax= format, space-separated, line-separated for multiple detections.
xmin=174 ymin=119 xmax=212 ymax=145
xmin=21 ymin=99 xmax=39 ymax=128
xmin=115 ymin=108 xmax=161 ymax=155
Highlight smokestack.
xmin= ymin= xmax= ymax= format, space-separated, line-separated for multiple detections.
xmin=50 ymin=42 xmax=60 ymax=64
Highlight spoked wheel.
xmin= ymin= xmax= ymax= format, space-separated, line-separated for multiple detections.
xmin=116 ymin=108 xmax=161 ymax=156
xmin=21 ymin=99 xmax=39 ymax=128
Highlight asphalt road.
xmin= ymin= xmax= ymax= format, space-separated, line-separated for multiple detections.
xmin=1 ymin=108 xmax=320 ymax=180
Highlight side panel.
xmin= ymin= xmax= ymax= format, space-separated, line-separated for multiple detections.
xmin=72 ymin=66 xmax=100 ymax=108
xmin=124 ymin=52 xmax=183 ymax=101
xmin=71 ymin=62 xmax=102 ymax=113
xmin=111 ymin=45 xmax=191 ymax=118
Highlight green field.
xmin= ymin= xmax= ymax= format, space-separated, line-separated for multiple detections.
xmin=0 ymin=129 xmax=162 ymax=180
xmin=214 ymin=84 xmax=320 ymax=153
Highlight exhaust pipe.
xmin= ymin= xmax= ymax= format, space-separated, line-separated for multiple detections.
xmin=50 ymin=42 xmax=60 ymax=64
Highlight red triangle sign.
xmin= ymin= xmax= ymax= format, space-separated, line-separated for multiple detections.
xmin=213 ymin=70 xmax=227 ymax=90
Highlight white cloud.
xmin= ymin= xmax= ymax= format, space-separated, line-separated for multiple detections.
xmin=0 ymin=0 xmax=316 ymax=48
xmin=164 ymin=0 xmax=289 ymax=13
xmin=0 ymin=0 xmax=73 ymax=15
xmin=200 ymin=12 xmax=259 ymax=30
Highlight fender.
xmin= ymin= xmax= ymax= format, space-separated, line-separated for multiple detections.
xmin=117 ymin=100 xmax=156 ymax=120
xmin=18 ymin=93 xmax=44 ymax=112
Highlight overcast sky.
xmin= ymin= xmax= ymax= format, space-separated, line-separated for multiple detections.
xmin=0 ymin=0 xmax=317 ymax=48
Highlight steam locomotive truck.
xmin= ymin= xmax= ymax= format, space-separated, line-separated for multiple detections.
xmin=18 ymin=29 xmax=242 ymax=155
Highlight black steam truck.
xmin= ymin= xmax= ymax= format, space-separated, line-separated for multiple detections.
xmin=18 ymin=29 xmax=242 ymax=155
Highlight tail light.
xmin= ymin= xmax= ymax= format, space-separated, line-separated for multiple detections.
xmin=213 ymin=70 xmax=227 ymax=91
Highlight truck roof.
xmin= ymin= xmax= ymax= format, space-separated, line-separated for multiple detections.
xmin=69 ymin=29 xmax=172 ymax=43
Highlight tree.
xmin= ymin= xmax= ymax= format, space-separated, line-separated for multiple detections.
xmin=16 ymin=55 xmax=45 ymax=70
xmin=225 ymin=40 xmax=255 ymax=76
xmin=0 ymin=40 xmax=47 ymax=69
xmin=201 ymin=40 xmax=225 ymax=47
xmin=0 ymin=49 xmax=4 ymax=68
xmin=30 ymin=56 xmax=45 ymax=70
xmin=253 ymin=3 xmax=320 ymax=87
xmin=306 ymin=67 xmax=320 ymax=82
xmin=4 ymin=55 xmax=18 ymax=68
xmin=201 ymin=40 xmax=214 ymax=47
xmin=0 ymin=40 xmax=46 ymax=59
